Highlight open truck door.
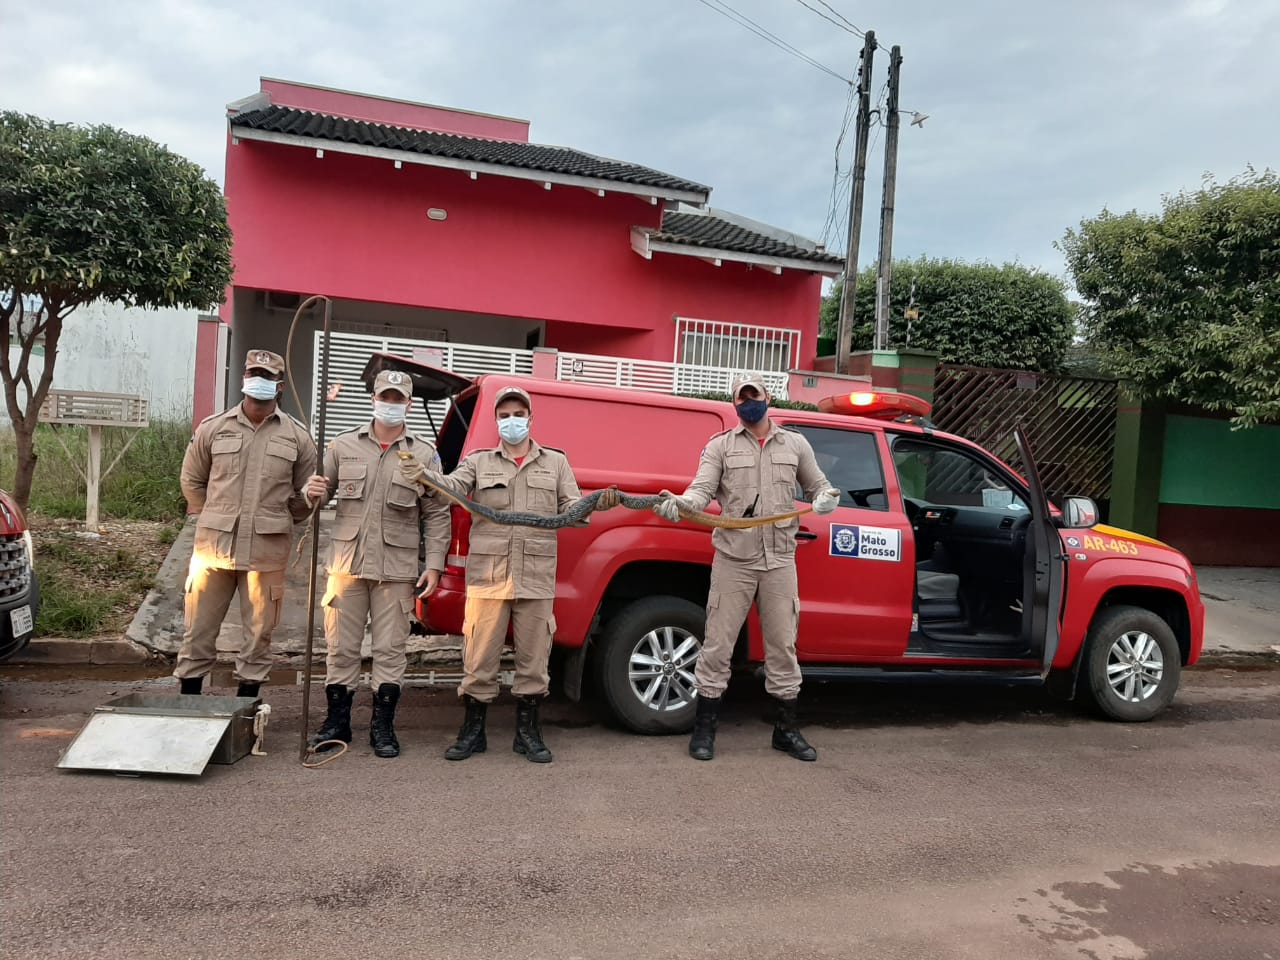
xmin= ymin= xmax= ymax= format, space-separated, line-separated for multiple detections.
xmin=1014 ymin=427 xmax=1066 ymax=677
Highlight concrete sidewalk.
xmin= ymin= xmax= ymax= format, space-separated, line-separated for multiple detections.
xmin=1197 ymin=566 xmax=1280 ymax=656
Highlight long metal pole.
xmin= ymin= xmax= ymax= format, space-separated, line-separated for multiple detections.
xmin=873 ymin=45 xmax=904 ymax=351
xmin=298 ymin=298 xmax=333 ymax=761
xmin=835 ymin=30 xmax=877 ymax=375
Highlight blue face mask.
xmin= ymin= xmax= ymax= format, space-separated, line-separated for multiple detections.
xmin=497 ymin=416 xmax=530 ymax=444
xmin=243 ymin=376 xmax=280 ymax=402
xmin=735 ymin=398 xmax=768 ymax=425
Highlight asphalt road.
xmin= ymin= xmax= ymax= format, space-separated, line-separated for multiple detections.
xmin=1 ymin=665 xmax=1277 ymax=960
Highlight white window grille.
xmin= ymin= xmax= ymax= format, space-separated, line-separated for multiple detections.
xmin=674 ymin=317 xmax=800 ymax=373
xmin=311 ymin=330 xmax=534 ymax=446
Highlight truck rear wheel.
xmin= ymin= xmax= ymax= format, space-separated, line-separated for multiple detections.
xmin=596 ymin=596 xmax=705 ymax=734
xmin=1078 ymin=604 xmax=1181 ymax=722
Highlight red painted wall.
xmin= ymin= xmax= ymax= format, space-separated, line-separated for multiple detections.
xmin=262 ymin=79 xmax=530 ymax=141
xmin=223 ymin=140 xmax=823 ymax=366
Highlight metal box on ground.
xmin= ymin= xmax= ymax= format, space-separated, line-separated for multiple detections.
xmin=57 ymin=693 xmax=264 ymax=777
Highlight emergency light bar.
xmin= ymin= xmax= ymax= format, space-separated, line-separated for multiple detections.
xmin=817 ymin=390 xmax=933 ymax=420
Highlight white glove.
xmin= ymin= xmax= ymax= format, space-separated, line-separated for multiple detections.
xmin=653 ymin=491 xmax=685 ymax=523
xmin=812 ymin=488 xmax=840 ymax=515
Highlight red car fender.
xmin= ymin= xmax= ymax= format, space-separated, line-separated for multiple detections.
xmin=552 ymin=523 xmax=717 ymax=647
xmin=1058 ymin=556 xmax=1204 ymax=669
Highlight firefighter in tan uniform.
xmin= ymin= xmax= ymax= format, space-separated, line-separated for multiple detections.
xmin=655 ymin=375 xmax=839 ymax=761
xmin=302 ymin=370 xmax=452 ymax=758
xmin=175 ymin=349 xmax=318 ymax=697
xmin=408 ymin=386 xmax=611 ymax=764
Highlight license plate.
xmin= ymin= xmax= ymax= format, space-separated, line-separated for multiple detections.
xmin=10 ymin=604 xmax=33 ymax=636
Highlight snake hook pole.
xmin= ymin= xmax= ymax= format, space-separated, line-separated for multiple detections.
xmin=284 ymin=294 xmax=332 ymax=763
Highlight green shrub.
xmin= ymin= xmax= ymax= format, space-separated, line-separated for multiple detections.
xmin=0 ymin=420 xmax=190 ymax=521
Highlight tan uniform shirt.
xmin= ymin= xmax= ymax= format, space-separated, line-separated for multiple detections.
xmin=180 ymin=404 xmax=318 ymax=572
xmin=435 ymin=441 xmax=582 ymax=600
xmin=321 ymin=424 xmax=451 ymax=582
xmin=683 ymin=420 xmax=831 ymax=570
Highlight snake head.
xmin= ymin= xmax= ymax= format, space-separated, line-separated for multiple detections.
xmin=395 ymin=450 xmax=428 ymax=484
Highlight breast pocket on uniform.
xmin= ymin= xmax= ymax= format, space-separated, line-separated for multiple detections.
xmin=209 ymin=435 xmax=243 ymax=484
xmin=476 ymin=473 xmax=511 ymax=510
xmin=525 ymin=470 xmax=558 ymax=512
xmin=336 ymin=463 xmax=367 ymax=500
xmin=386 ymin=475 xmax=419 ymax=511
xmin=265 ymin=436 xmax=298 ymax=479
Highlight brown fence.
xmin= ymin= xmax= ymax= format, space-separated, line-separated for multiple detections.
xmin=932 ymin=365 xmax=1120 ymax=509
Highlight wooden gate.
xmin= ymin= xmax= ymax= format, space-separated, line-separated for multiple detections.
xmin=932 ymin=365 xmax=1120 ymax=509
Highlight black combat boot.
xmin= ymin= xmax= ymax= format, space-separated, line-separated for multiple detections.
xmin=178 ymin=677 xmax=204 ymax=695
xmin=236 ymin=681 xmax=261 ymax=698
xmin=688 ymin=695 xmax=720 ymax=761
xmin=444 ymin=696 xmax=488 ymax=760
xmin=512 ymin=696 xmax=553 ymax=763
xmin=771 ymin=697 xmax=817 ymax=761
xmin=308 ymin=684 xmax=354 ymax=752
xmin=369 ymin=683 xmax=401 ymax=758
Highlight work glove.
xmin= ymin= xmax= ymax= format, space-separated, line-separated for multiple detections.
xmin=594 ymin=487 xmax=622 ymax=512
xmin=812 ymin=488 xmax=841 ymax=515
xmin=653 ymin=490 xmax=687 ymax=523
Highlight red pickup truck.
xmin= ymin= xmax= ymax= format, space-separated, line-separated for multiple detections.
xmin=371 ymin=357 xmax=1204 ymax=734
xmin=0 ymin=489 xmax=38 ymax=661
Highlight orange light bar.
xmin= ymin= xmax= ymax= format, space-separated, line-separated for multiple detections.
xmin=817 ymin=390 xmax=933 ymax=420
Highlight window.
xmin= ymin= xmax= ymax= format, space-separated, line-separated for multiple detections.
xmin=892 ymin=438 xmax=1028 ymax=512
xmin=675 ymin=318 xmax=799 ymax=372
xmin=791 ymin=426 xmax=887 ymax=511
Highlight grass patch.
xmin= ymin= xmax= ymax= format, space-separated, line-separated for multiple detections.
xmin=0 ymin=420 xmax=191 ymax=522
xmin=29 ymin=514 xmax=182 ymax=638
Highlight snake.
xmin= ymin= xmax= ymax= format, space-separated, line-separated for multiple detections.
xmin=395 ymin=451 xmax=812 ymax=530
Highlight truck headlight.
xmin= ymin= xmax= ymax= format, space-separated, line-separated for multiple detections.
xmin=22 ymin=530 xmax=34 ymax=572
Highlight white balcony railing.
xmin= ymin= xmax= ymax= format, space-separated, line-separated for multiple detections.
xmin=556 ymin=352 xmax=789 ymax=399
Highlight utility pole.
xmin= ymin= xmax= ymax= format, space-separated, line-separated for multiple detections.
xmin=873 ymin=45 xmax=903 ymax=351
xmin=834 ymin=30 xmax=876 ymax=375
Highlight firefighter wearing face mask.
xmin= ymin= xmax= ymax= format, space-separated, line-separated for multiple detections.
xmin=175 ymin=349 xmax=318 ymax=698
xmin=408 ymin=386 xmax=612 ymax=764
xmin=301 ymin=370 xmax=451 ymax=758
xmin=654 ymin=375 xmax=840 ymax=763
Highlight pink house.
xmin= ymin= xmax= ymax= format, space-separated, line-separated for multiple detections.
xmin=198 ymin=78 xmax=844 ymax=429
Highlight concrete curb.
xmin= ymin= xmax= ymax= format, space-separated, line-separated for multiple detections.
xmin=8 ymin=637 xmax=159 ymax=666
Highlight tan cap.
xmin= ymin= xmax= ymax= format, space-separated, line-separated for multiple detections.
xmin=373 ymin=369 xmax=413 ymax=398
xmin=731 ymin=374 xmax=768 ymax=399
xmin=494 ymin=385 xmax=532 ymax=410
xmin=245 ymin=349 xmax=285 ymax=377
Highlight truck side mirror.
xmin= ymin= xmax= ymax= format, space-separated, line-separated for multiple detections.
xmin=1063 ymin=496 xmax=1099 ymax=529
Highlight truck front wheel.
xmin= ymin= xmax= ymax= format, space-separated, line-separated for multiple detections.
xmin=596 ymin=596 xmax=705 ymax=734
xmin=1078 ymin=604 xmax=1182 ymax=722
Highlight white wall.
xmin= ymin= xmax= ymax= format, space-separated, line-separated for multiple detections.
xmin=5 ymin=300 xmax=200 ymax=423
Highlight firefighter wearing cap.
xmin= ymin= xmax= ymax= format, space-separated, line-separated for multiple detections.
xmin=300 ymin=369 xmax=451 ymax=758
xmin=654 ymin=374 xmax=840 ymax=762
xmin=415 ymin=385 xmax=611 ymax=764
xmin=175 ymin=348 xmax=318 ymax=697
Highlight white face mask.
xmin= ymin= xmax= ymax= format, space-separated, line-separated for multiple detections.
xmin=243 ymin=376 xmax=279 ymax=402
xmin=373 ymin=400 xmax=408 ymax=426
xmin=497 ymin=416 xmax=530 ymax=444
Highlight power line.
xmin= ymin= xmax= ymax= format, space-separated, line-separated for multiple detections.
xmin=820 ymin=81 xmax=859 ymax=247
xmin=693 ymin=0 xmax=851 ymax=83
xmin=813 ymin=0 xmax=866 ymax=35
xmin=793 ymin=0 xmax=863 ymax=36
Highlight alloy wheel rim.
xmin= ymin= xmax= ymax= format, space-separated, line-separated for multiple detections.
xmin=1106 ymin=630 xmax=1164 ymax=703
xmin=628 ymin=626 xmax=700 ymax=712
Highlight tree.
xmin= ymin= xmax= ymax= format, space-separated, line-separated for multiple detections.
xmin=820 ymin=258 xmax=1075 ymax=372
xmin=1059 ymin=168 xmax=1280 ymax=427
xmin=0 ymin=113 xmax=232 ymax=509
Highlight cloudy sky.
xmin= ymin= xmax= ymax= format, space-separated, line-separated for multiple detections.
xmin=3 ymin=0 xmax=1277 ymax=280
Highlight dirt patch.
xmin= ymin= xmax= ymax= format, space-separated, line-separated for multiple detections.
xmin=29 ymin=514 xmax=182 ymax=637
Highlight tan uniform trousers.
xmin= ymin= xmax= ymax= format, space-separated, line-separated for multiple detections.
xmin=460 ymin=595 xmax=555 ymax=702
xmin=322 ymin=574 xmax=415 ymax=690
xmin=695 ymin=553 xmax=802 ymax=701
xmin=175 ymin=565 xmax=285 ymax=683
